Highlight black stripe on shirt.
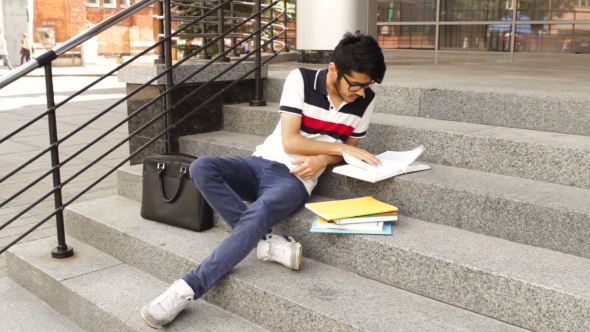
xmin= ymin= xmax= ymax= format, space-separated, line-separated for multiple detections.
xmin=280 ymin=105 xmax=303 ymax=115
xmin=299 ymin=68 xmax=330 ymax=110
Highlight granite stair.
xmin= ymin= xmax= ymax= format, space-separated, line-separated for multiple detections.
xmin=6 ymin=69 xmax=590 ymax=332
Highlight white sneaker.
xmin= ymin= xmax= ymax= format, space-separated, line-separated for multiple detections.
xmin=256 ymin=233 xmax=302 ymax=270
xmin=141 ymin=279 xmax=195 ymax=329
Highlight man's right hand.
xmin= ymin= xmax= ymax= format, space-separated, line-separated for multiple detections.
xmin=280 ymin=113 xmax=380 ymax=166
xmin=340 ymin=144 xmax=381 ymax=166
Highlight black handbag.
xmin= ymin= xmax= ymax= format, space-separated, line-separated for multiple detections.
xmin=140 ymin=153 xmax=214 ymax=232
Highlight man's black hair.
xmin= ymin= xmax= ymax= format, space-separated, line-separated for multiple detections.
xmin=331 ymin=31 xmax=386 ymax=84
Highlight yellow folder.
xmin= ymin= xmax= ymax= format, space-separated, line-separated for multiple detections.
xmin=304 ymin=196 xmax=398 ymax=221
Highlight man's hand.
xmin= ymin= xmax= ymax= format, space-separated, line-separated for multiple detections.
xmin=290 ymin=156 xmax=327 ymax=180
xmin=341 ymin=144 xmax=381 ymax=166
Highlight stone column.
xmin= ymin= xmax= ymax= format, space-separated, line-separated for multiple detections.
xmin=296 ymin=0 xmax=377 ymax=64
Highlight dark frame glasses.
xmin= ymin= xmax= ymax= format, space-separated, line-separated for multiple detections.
xmin=340 ymin=73 xmax=375 ymax=92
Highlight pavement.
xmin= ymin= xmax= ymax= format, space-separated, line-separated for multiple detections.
xmin=1 ymin=50 xmax=589 ymax=278
xmin=0 ymin=69 xmax=128 ymax=278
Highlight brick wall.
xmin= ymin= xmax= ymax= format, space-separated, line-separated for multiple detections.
xmin=34 ymin=0 xmax=157 ymax=56
xmin=34 ymin=0 xmax=87 ymax=44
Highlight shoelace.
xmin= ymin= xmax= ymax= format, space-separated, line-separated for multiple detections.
xmin=271 ymin=238 xmax=295 ymax=262
xmin=158 ymin=289 xmax=185 ymax=314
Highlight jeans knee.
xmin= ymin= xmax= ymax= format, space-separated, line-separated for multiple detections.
xmin=246 ymin=200 xmax=285 ymax=231
xmin=189 ymin=156 xmax=216 ymax=187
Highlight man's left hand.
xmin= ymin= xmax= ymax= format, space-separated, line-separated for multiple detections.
xmin=290 ymin=156 xmax=326 ymax=180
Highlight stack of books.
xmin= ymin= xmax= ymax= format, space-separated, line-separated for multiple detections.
xmin=305 ymin=196 xmax=398 ymax=235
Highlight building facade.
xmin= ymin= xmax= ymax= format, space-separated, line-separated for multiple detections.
xmin=376 ymin=0 xmax=590 ymax=55
xmin=295 ymin=0 xmax=590 ymax=63
xmin=0 ymin=0 xmax=157 ymax=66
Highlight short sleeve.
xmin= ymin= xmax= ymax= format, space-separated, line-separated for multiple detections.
xmin=279 ymin=69 xmax=305 ymax=116
xmin=350 ymin=97 xmax=376 ymax=138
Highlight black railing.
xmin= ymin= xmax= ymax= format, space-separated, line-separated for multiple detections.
xmin=0 ymin=0 xmax=293 ymax=257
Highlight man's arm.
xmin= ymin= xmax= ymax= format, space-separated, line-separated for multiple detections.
xmin=280 ymin=112 xmax=380 ymax=180
xmin=280 ymin=112 xmax=380 ymax=165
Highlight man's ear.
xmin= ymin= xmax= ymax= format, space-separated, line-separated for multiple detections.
xmin=328 ymin=62 xmax=338 ymax=76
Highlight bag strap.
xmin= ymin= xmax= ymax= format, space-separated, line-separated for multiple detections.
xmin=157 ymin=162 xmax=187 ymax=203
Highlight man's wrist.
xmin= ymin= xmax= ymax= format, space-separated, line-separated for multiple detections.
xmin=316 ymin=154 xmax=342 ymax=167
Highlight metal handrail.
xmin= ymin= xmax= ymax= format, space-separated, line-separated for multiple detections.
xmin=0 ymin=0 xmax=159 ymax=89
xmin=0 ymin=0 xmax=292 ymax=257
xmin=0 ymin=0 xmax=255 ymax=216
xmin=0 ymin=0 xmax=237 ymax=183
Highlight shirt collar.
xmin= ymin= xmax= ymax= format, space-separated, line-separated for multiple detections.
xmin=314 ymin=69 xmax=328 ymax=96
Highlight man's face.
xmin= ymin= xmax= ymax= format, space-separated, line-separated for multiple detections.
xmin=333 ymin=70 xmax=373 ymax=103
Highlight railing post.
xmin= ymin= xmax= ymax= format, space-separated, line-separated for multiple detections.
xmin=45 ymin=63 xmax=74 ymax=259
xmin=164 ymin=0 xmax=174 ymax=153
xmin=199 ymin=5 xmax=212 ymax=59
xmin=249 ymin=0 xmax=266 ymax=106
xmin=230 ymin=1 xmax=239 ymax=57
xmin=155 ymin=0 xmax=165 ymax=64
xmin=283 ymin=0 xmax=289 ymax=52
xmin=509 ymin=0 xmax=517 ymax=61
xmin=218 ymin=0 xmax=230 ymax=62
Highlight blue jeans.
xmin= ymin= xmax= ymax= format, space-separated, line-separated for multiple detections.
xmin=183 ymin=156 xmax=309 ymax=299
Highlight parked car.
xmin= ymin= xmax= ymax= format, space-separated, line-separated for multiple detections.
xmin=562 ymin=38 xmax=590 ymax=54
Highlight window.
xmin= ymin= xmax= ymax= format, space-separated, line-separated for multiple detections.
xmin=104 ymin=0 xmax=116 ymax=8
xmin=86 ymin=0 xmax=99 ymax=7
xmin=579 ymin=0 xmax=590 ymax=7
xmin=120 ymin=0 xmax=131 ymax=8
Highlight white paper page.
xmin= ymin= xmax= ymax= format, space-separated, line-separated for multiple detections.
xmin=342 ymin=151 xmax=378 ymax=172
xmin=375 ymin=146 xmax=425 ymax=172
xmin=342 ymin=146 xmax=425 ymax=175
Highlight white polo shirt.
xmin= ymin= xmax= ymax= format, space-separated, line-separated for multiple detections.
xmin=253 ymin=68 xmax=376 ymax=194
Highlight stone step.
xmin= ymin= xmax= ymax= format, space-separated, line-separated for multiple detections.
xmin=115 ymin=165 xmax=590 ymax=332
xmin=175 ymin=131 xmax=590 ymax=260
xmin=222 ymin=102 xmax=590 ymax=190
xmin=0 ymin=278 xmax=85 ymax=332
xmin=6 ymin=237 xmax=268 ymax=332
xmin=263 ymin=72 xmax=590 ymax=136
xmin=61 ymin=195 xmax=526 ymax=332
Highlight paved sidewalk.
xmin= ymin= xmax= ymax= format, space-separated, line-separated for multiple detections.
xmin=0 ymin=64 xmax=121 ymax=78
xmin=0 ymin=72 xmax=128 ymax=278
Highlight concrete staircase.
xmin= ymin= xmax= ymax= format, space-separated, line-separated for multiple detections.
xmin=6 ymin=70 xmax=590 ymax=331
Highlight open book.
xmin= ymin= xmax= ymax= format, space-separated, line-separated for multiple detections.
xmin=333 ymin=146 xmax=431 ymax=183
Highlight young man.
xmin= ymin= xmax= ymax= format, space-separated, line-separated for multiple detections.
xmin=141 ymin=31 xmax=386 ymax=329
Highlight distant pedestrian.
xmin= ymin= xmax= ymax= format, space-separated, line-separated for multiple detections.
xmin=20 ymin=34 xmax=32 ymax=65
xmin=0 ymin=29 xmax=13 ymax=70
xmin=244 ymin=40 xmax=251 ymax=54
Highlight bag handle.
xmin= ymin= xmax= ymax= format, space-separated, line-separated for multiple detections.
xmin=157 ymin=163 xmax=187 ymax=203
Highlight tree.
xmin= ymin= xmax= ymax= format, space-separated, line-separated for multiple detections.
xmin=172 ymin=0 xmax=295 ymax=58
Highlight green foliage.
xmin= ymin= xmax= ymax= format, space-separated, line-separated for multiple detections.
xmin=518 ymin=0 xmax=576 ymax=20
xmin=171 ymin=0 xmax=295 ymax=57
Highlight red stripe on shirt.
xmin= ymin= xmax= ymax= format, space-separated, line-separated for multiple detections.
xmin=302 ymin=115 xmax=354 ymax=136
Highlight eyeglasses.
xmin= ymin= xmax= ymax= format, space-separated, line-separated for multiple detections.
xmin=340 ymin=73 xmax=374 ymax=92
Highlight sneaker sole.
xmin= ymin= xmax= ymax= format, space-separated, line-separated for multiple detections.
xmin=293 ymin=242 xmax=302 ymax=270
xmin=141 ymin=303 xmax=165 ymax=329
